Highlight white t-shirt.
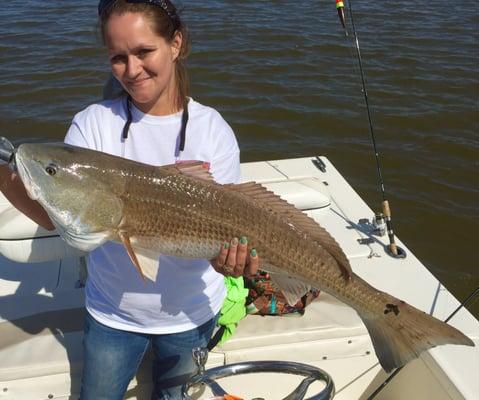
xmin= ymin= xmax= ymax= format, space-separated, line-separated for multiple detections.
xmin=65 ymin=96 xmax=239 ymax=334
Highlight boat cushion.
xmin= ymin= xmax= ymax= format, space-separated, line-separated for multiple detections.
xmin=0 ymin=293 xmax=367 ymax=382
xmin=217 ymin=293 xmax=366 ymax=352
xmin=0 ymin=193 xmax=54 ymax=240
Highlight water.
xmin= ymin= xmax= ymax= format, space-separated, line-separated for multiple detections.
xmin=0 ymin=0 xmax=478 ymax=317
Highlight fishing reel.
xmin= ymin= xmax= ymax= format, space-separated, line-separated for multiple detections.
xmin=182 ymin=348 xmax=335 ymax=400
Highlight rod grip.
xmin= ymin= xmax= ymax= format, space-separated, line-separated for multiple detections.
xmin=381 ymin=200 xmax=391 ymax=218
xmin=381 ymin=200 xmax=398 ymax=255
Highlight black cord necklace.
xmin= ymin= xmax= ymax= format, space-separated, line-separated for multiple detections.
xmin=121 ymin=95 xmax=189 ymax=152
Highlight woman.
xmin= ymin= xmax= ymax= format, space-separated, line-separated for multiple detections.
xmin=0 ymin=1 xmax=258 ymax=398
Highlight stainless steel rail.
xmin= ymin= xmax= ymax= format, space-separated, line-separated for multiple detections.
xmin=182 ymin=348 xmax=335 ymax=400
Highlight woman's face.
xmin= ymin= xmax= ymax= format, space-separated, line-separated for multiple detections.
xmin=104 ymin=12 xmax=181 ymax=115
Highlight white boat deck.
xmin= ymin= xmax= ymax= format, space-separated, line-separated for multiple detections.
xmin=0 ymin=156 xmax=477 ymax=399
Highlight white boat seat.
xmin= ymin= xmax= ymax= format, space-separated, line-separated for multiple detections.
xmin=212 ymin=293 xmax=370 ymax=366
xmin=0 ymin=194 xmax=85 ymax=263
xmin=0 ymin=194 xmax=55 ymax=241
xmin=217 ymin=293 xmax=365 ymax=352
xmin=0 ymin=293 xmax=368 ymax=383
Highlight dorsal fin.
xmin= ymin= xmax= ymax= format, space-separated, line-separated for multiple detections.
xmin=228 ymin=181 xmax=353 ymax=280
xmin=160 ymin=161 xmax=214 ymax=182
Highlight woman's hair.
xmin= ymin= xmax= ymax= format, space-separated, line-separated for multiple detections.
xmin=100 ymin=0 xmax=191 ymax=112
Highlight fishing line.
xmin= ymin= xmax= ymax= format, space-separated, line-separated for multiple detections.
xmin=335 ymin=0 xmax=402 ymax=257
xmin=367 ymin=286 xmax=479 ymax=400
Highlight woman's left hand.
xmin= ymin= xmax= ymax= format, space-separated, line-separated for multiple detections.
xmin=211 ymin=236 xmax=259 ymax=278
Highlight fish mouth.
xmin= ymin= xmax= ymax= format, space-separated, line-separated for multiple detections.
xmin=15 ymin=150 xmax=41 ymax=201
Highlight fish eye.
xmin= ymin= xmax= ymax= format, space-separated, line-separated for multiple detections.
xmin=45 ymin=164 xmax=57 ymax=176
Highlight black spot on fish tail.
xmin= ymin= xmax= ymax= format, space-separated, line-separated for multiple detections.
xmin=384 ymin=303 xmax=400 ymax=316
xmin=355 ymin=280 xmax=473 ymax=372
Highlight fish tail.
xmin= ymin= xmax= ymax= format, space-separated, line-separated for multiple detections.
xmin=357 ymin=294 xmax=474 ymax=372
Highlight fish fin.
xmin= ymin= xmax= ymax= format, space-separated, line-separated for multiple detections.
xmin=119 ymin=233 xmax=162 ymax=282
xmin=356 ymin=288 xmax=475 ymax=372
xmin=231 ymin=181 xmax=353 ymax=280
xmin=119 ymin=232 xmax=146 ymax=280
xmin=133 ymin=248 xmax=161 ymax=282
xmin=160 ymin=160 xmax=214 ymax=182
xmin=268 ymin=273 xmax=312 ymax=306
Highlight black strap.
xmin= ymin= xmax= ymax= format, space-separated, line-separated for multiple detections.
xmin=207 ymin=325 xmax=226 ymax=351
xmin=122 ymin=95 xmax=133 ymax=140
xmin=179 ymin=102 xmax=188 ymax=152
xmin=121 ymin=95 xmax=188 ymax=150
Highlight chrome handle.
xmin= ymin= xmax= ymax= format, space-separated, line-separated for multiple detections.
xmin=182 ymin=349 xmax=335 ymax=400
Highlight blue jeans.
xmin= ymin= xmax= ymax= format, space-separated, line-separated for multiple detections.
xmin=80 ymin=312 xmax=218 ymax=400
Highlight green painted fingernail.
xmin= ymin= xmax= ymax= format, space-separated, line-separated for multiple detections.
xmin=251 ymin=248 xmax=257 ymax=257
xmin=224 ymin=242 xmax=230 ymax=249
xmin=240 ymin=236 xmax=248 ymax=245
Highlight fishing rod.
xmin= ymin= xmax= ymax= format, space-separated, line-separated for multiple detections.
xmin=367 ymin=285 xmax=479 ymax=399
xmin=335 ymin=0 xmax=403 ymax=258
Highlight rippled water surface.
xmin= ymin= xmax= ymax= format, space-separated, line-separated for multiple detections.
xmin=0 ymin=0 xmax=478 ymax=316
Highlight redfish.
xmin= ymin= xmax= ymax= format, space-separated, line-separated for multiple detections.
xmin=14 ymin=142 xmax=474 ymax=372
